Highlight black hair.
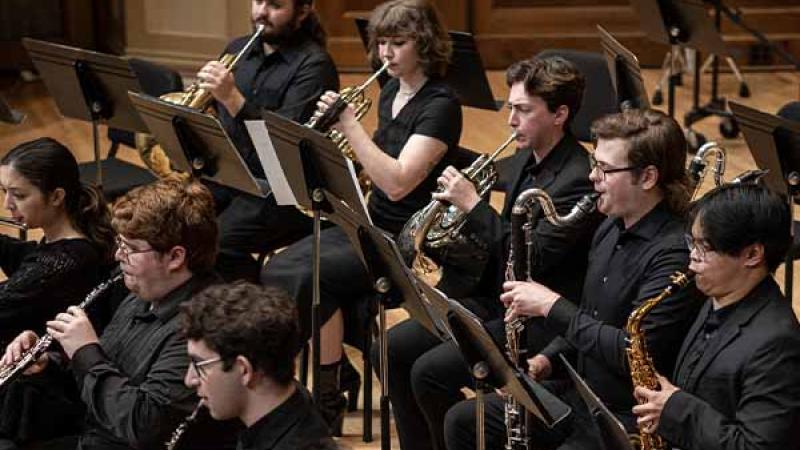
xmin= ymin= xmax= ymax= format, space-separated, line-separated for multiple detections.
xmin=2 ymin=138 xmax=114 ymax=261
xmin=688 ymin=183 xmax=790 ymax=272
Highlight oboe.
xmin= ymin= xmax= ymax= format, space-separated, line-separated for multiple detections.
xmin=0 ymin=268 xmax=123 ymax=389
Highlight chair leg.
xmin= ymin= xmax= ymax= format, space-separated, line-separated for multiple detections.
xmin=785 ymin=253 xmax=794 ymax=301
xmin=362 ymin=324 xmax=373 ymax=442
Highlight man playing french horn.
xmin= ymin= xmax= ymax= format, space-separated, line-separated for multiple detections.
xmin=380 ymin=56 xmax=601 ymax=450
xmin=445 ymin=109 xmax=703 ymax=450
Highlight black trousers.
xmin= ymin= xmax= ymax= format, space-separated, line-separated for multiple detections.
xmin=210 ymin=183 xmax=314 ymax=283
xmin=445 ymin=387 xmax=605 ymax=450
xmin=260 ymin=226 xmax=372 ymax=342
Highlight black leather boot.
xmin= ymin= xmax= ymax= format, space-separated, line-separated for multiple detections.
xmin=340 ymin=356 xmax=362 ymax=412
xmin=317 ymin=361 xmax=347 ymax=436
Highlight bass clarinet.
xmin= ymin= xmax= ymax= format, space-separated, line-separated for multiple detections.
xmin=503 ymin=189 xmax=598 ymax=449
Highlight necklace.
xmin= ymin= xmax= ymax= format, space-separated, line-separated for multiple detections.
xmin=397 ymin=78 xmax=427 ymax=98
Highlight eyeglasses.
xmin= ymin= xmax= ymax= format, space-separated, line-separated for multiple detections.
xmin=589 ymin=154 xmax=640 ymax=181
xmin=115 ymin=236 xmax=157 ymax=264
xmin=684 ymin=233 xmax=714 ymax=259
xmin=190 ymin=356 xmax=223 ymax=381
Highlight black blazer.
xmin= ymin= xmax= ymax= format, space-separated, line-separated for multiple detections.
xmin=443 ymin=133 xmax=600 ymax=318
xmin=659 ymin=277 xmax=800 ymax=450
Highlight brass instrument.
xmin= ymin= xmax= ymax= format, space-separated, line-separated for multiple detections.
xmin=139 ymin=25 xmax=265 ymax=178
xmin=688 ymin=141 xmax=769 ymax=199
xmin=397 ymin=132 xmax=518 ymax=280
xmin=502 ymin=189 xmax=599 ymax=450
xmin=305 ymin=60 xmax=390 ymax=169
xmin=165 ymin=400 xmax=203 ymax=450
xmin=0 ymin=269 xmax=123 ymax=389
xmin=161 ymin=25 xmax=264 ymax=110
xmin=625 ymin=271 xmax=694 ymax=450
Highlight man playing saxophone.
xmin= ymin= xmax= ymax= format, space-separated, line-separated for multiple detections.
xmin=197 ymin=0 xmax=339 ymax=282
xmin=445 ymin=109 xmax=703 ymax=450
xmin=0 ymin=179 xmax=237 ymax=450
xmin=632 ymin=183 xmax=800 ymax=450
xmin=378 ymin=56 xmax=601 ymax=450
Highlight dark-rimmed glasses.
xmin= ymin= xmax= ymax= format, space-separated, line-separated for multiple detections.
xmin=684 ymin=233 xmax=714 ymax=260
xmin=115 ymin=236 xmax=157 ymax=264
xmin=589 ymin=154 xmax=640 ymax=181
xmin=190 ymin=356 xmax=223 ymax=381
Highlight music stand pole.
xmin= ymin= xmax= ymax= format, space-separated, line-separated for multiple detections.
xmin=375 ymin=276 xmax=392 ymax=450
xmin=311 ymin=189 xmax=324 ymax=405
xmin=473 ymin=361 xmax=490 ymax=450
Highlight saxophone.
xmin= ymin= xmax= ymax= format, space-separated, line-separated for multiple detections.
xmin=0 ymin=268 xmax=123 ymax=389
xmin=625 ymin=271 xmax=694 ymax=450
xmin=164 ymin=400 xmax=204 ymax=450
xmin=503 ymin=189 xmax=599 ymax=450
xmin=398 ymin=132 xmax=518 ymax=279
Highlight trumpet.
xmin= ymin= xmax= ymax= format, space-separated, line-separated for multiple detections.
xmin=0 ymin=268 xmax=123 ymax=389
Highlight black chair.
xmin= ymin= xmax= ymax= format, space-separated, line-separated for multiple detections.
xmin=494 ymin=49 xmax=619 ymax=192
xmin=78 ymin=58 xmax=183 ymax=200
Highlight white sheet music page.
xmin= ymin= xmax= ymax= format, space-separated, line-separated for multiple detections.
xmin=345 ymin=158 xmax=373 ymax=225
xmin=245 ymin=120 xmax=297 ymax=206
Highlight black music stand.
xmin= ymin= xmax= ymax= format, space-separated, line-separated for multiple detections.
xmin=597 ymin=25 xmax=650 ymax=111
xmin=559 ymin=354 xmax=636 ymax=450
xmin=128 ymin=92 xmax=266 ymax=198
xmin=629 ymin=0 xmax=729 ymax=120
xmin=22 ymin=38 xmax=152 ymax=188
xmin=729 ymin=101 xmax=800 ymax=299
xmin=447 ymin=301 xmax=571 ymax=450
xmin=0 ymin=94 xmax=25 ymax=124
xmin=354 ymin=18 xmax=501 ymax=111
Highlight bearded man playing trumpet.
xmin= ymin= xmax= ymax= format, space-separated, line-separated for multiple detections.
xmin=198 ymin=0 xmax=339 ymax=282
xmin=445 ymin=109 xmax=703 ymax=450
xmin=379 ymin=56 xmax=601 ymax=450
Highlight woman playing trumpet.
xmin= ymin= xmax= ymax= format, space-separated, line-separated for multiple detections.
xmin=0 ymin=138 xmax=114 ymax=347
xmin=261 ymin=0 xmax=462 ymax=434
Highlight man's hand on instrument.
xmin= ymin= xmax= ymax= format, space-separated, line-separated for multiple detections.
xmin=632 ymin=374 xmax=680 ymax=434
xmin=47 ymin=307 xmax=99 ymax=359
xmin=501 ymin=280 xmax=560 ymax=320
xmin=2 ymin=330 xmax=48 ymax=375
xmin=527 ymin=354 xmax=552 ymax=381
xmin=432 ymin=166 xmax=481 ymax=212
xmin=197 ymin=61 xmax=245 ymax=116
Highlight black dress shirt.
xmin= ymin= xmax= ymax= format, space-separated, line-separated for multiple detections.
xmin=673 ymin=300 xmax=738 ymax=387
xmin=368 ymin=77 xmax=462 ymax=235
xmin=216 ymin=33 xmax=338 ymax=178
xmin=236 ymin=384 xmax=336 ymax=450
xmin=69 ymin=274 xmax=229 ymax=450
xmin=541 ymin=201 xmax=701 ymax=430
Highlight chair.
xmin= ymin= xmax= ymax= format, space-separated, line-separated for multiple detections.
xmin=78 ymin=58 xmax=183 ymax=200
xmin=776 ymin=101 xmax=800 ymax=299
xmin=493 ymin=49 xmax=619 ymax=192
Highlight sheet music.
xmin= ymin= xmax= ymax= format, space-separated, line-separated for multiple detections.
xmin=245 ymin=120 xmax=298 ymax=205
xmin=344 ymin=159 xmax=373 ymax=224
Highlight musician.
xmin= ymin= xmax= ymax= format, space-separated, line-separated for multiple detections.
xmin=0 ymin=138 xmax=114 ymax=347
xmin=181 ymin=282 xmax=337 ymax=450
xmin=381 ymin=56 xmax=600 ymax=450
xmin=445 ymin=109 xmax=702 ymax=449
xmin=198 ymin=0 xmax=339 ymax=282
xmin=632 ymin=183 xmax=800 ymax=450
xmin=0 ymin=178 xmax=236 ymax=450
xmin=261 ymin=0 xmax=461 ymax=434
